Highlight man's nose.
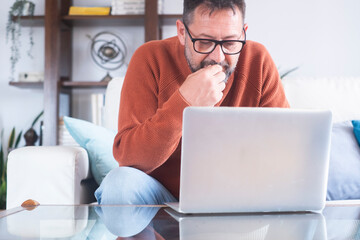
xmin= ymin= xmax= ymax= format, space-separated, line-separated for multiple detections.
xmin=208 ymin=44 xmax=225 ymax=63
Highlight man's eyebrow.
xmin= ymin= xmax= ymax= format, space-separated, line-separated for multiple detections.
xmin=196 ymin=33 xmax=241 ymax=40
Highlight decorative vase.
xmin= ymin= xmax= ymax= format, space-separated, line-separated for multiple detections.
xmin=20 ymin=1 xmax=35 ymax=16
xmin=24 ymin=127 xmax=38 ymax=146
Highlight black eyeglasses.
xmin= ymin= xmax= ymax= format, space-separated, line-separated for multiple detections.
xmin=184 ymin=23 xmax=246 ymax=55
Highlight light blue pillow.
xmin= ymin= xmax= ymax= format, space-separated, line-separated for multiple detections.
xmin=327 ymin=120 xmax=360 ymax=200
xmin=352 ymin=120 xmax=360 ymax=147
xmin=64 ymin=116 xmax=118 ymax=185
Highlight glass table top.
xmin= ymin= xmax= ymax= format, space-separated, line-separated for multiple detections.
xmin=0 ymin=203 xmax=360 ymax=239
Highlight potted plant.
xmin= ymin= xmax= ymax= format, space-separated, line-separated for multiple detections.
xmin=6 ymin=0 xmax=35 ymax=82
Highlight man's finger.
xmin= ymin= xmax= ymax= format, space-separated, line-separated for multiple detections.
xmin=203 ymin=64 xmax=223 ymax=76
xmin=213 ymin=71 xmax=227 ymax=83
xmin=218 ymin=81 xmax=226 ymax=92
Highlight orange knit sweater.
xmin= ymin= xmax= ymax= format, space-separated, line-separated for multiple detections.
xmin=113 ymin=37 xmax=289 ymax=198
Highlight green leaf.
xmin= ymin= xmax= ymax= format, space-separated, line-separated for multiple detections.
xmin=0 ymin=145 xmax=3 ymax=184
xmin=0 ymin=129 xmax=3 ymax=144
xmin=14 ymin=130 xmax=22 ymax=148
xmin=280 ymin=66 xmax=299 ymax=79
xmin=0 ymin=129 xmax=4 ymax=185
xmin=0 ymin=180 xmax=6 ymax=209
xmin=31 ymin=110 xmax=44 ymax=128
xmin=8 ymin=127 xmax=16 ymax=149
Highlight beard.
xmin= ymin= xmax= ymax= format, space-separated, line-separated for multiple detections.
xmin=184 ymin=43 xmax=236 ymax=83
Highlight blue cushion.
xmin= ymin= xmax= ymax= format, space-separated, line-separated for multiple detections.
xmin=64 ymin=116 xmax=118 ymax=185
xmin=352 ymin=120 xmax=360 ymax=147
xmin=327 ymin=120 xmax=360 ymax=200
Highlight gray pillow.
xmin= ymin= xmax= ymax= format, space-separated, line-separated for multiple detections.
xmin=327 ymin=121 xmax=360 ymax=200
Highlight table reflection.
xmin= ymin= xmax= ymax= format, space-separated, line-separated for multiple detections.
xmin=95 ymin=205 xmax=161 ymax=238
xmin=323 ymin=206 xmax=360 ymax=239
xmin=165 ymin=209 xmax=326 ymax=240
xmin=3 ymin=204 xmax=360 ymax=239
xmin=96 ymin=206 xmax=326 ymax=240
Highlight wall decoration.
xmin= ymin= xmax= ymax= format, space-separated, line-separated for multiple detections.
xmin=87 ymin=31 xmax=127 ymax=82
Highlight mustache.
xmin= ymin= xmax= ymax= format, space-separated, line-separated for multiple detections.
xmin=200 ymin=60 xmax=230 ymax=71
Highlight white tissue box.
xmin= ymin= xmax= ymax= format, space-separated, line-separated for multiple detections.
xmin=18 ymin=72 xmax=44 ymax=82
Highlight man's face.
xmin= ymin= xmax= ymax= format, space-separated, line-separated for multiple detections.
xmin=178 ymin=5 xmax=246 ymax=82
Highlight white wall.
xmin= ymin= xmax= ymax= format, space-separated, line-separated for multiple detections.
xmin=246 ymin=0 xmax=360 ymax=77
xmin=0 ymin=0 xmax=359 ymax=147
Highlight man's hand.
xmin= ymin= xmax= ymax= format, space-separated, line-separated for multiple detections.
xmin=179 ymin=65 xmax=226 ymax=106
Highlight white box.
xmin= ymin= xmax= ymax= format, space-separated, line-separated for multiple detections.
xmin=18 ymin=72 xmax=44 ymax=82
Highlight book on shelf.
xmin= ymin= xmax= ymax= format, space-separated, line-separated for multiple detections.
xmin=69 ymin=6 xmax=111 ymax=16
xmin=58 ymin=118 xmax=79 ymax=146
xmin=91 ymin=93 xmax=105 ymax=126
xmin=111 ymin=0 xmax=163 ymax=15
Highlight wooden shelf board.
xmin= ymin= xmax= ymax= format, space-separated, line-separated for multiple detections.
xmin=63 ymin=15 xmax=144 ymax=20
xmin=11 ymin=15 xmax=45 ymax=26
xmin=9 ymin=81 xmax=109 ymax=89
xmin=9 ymin=81 xmax=43 ymax=89
xmin=61 ymin=81 xmax=108 ymax=89
xmin=62 ymin=15 xmax=145 ymax=26
xmin=10 ymin=14 xmax=182 ymax=27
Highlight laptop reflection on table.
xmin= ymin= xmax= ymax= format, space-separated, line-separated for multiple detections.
xmin=166 ymin=208 xmax=327 ymax=240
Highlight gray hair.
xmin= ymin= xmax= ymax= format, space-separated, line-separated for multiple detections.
xmin=183 ymin=0 xmax=246 ymax=25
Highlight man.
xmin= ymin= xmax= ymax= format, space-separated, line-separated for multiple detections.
xmin=95 ymin=0 xmax=289 ymax=205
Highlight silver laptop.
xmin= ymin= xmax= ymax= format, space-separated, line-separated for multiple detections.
xmin=165 ymin=208 xmax=327 ymax=240
xmin=166 ymin=107 xmax=332 ymax=214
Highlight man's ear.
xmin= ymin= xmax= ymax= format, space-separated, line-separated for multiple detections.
xmin=244 ymin=23 xmax=248 ymax=32
xmin=177 ymin=20 xmax=186 ymax=46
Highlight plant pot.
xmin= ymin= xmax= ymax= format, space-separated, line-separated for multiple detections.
xmin=24 ymin=127 xmax=38 ymax=146
xmin=20 ymin=1 xmax=35 ymax=16
xmin=11 ymin=1 xmax=35 ymax=17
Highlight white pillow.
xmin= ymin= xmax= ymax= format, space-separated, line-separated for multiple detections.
xmin=103 ymin=77 xmax=124 ymax=131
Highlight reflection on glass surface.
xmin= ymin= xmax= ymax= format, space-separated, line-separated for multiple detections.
xmin=0 ymin=205 xmax=163 ymax=240
xmin=166 ymin=209 xmax=326 ymax=240
xmin=4 ymin=205 xmax=89 ymax=239
xmin=95 ymin=205 xmax=160 ymax=238
xmin=2 ymin=205 xmax=360 ymax=239
xmin=323 ymin=206 xmax=360 ymax=239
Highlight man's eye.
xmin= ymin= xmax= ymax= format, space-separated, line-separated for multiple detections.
xmin=199 ymin=40 xmax=213 ymax=46
xmin=223 ymin=42 xmax=238 ymax=49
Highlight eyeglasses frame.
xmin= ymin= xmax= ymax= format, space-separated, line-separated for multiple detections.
xmin=183 ymin=22 xmax=247 ymax=55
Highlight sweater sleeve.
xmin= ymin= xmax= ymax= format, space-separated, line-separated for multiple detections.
xmin=259 ymin=46 xmax=290 ymax=108
xmin=113 ymin=43 xmax=189 ymax=173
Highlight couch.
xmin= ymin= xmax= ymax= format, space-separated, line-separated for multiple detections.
xmin=6 ymin=76 xmax=360 ymax=209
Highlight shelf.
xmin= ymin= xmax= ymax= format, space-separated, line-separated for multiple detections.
xmin=62 ymin=15 xmax=145 ymax=27
xmin=11 ymin=15 xmax=45 ymax=26
xmin=63 ymin=15 xmax=144 ymax=20
xmin=11 ymin=14 xmax=182 ymax=27
xmin=61 ymin=14 xmax=182 ymax=26
xmin=9 ymin=81 xmax=109 ymax=89
xmin=61 ymin=81 xmax=108 ymax=89
xmin=63 ymin=14 xmax=182 ymax=20
xmin=9 ymin=81 xmax=43 ymax=89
